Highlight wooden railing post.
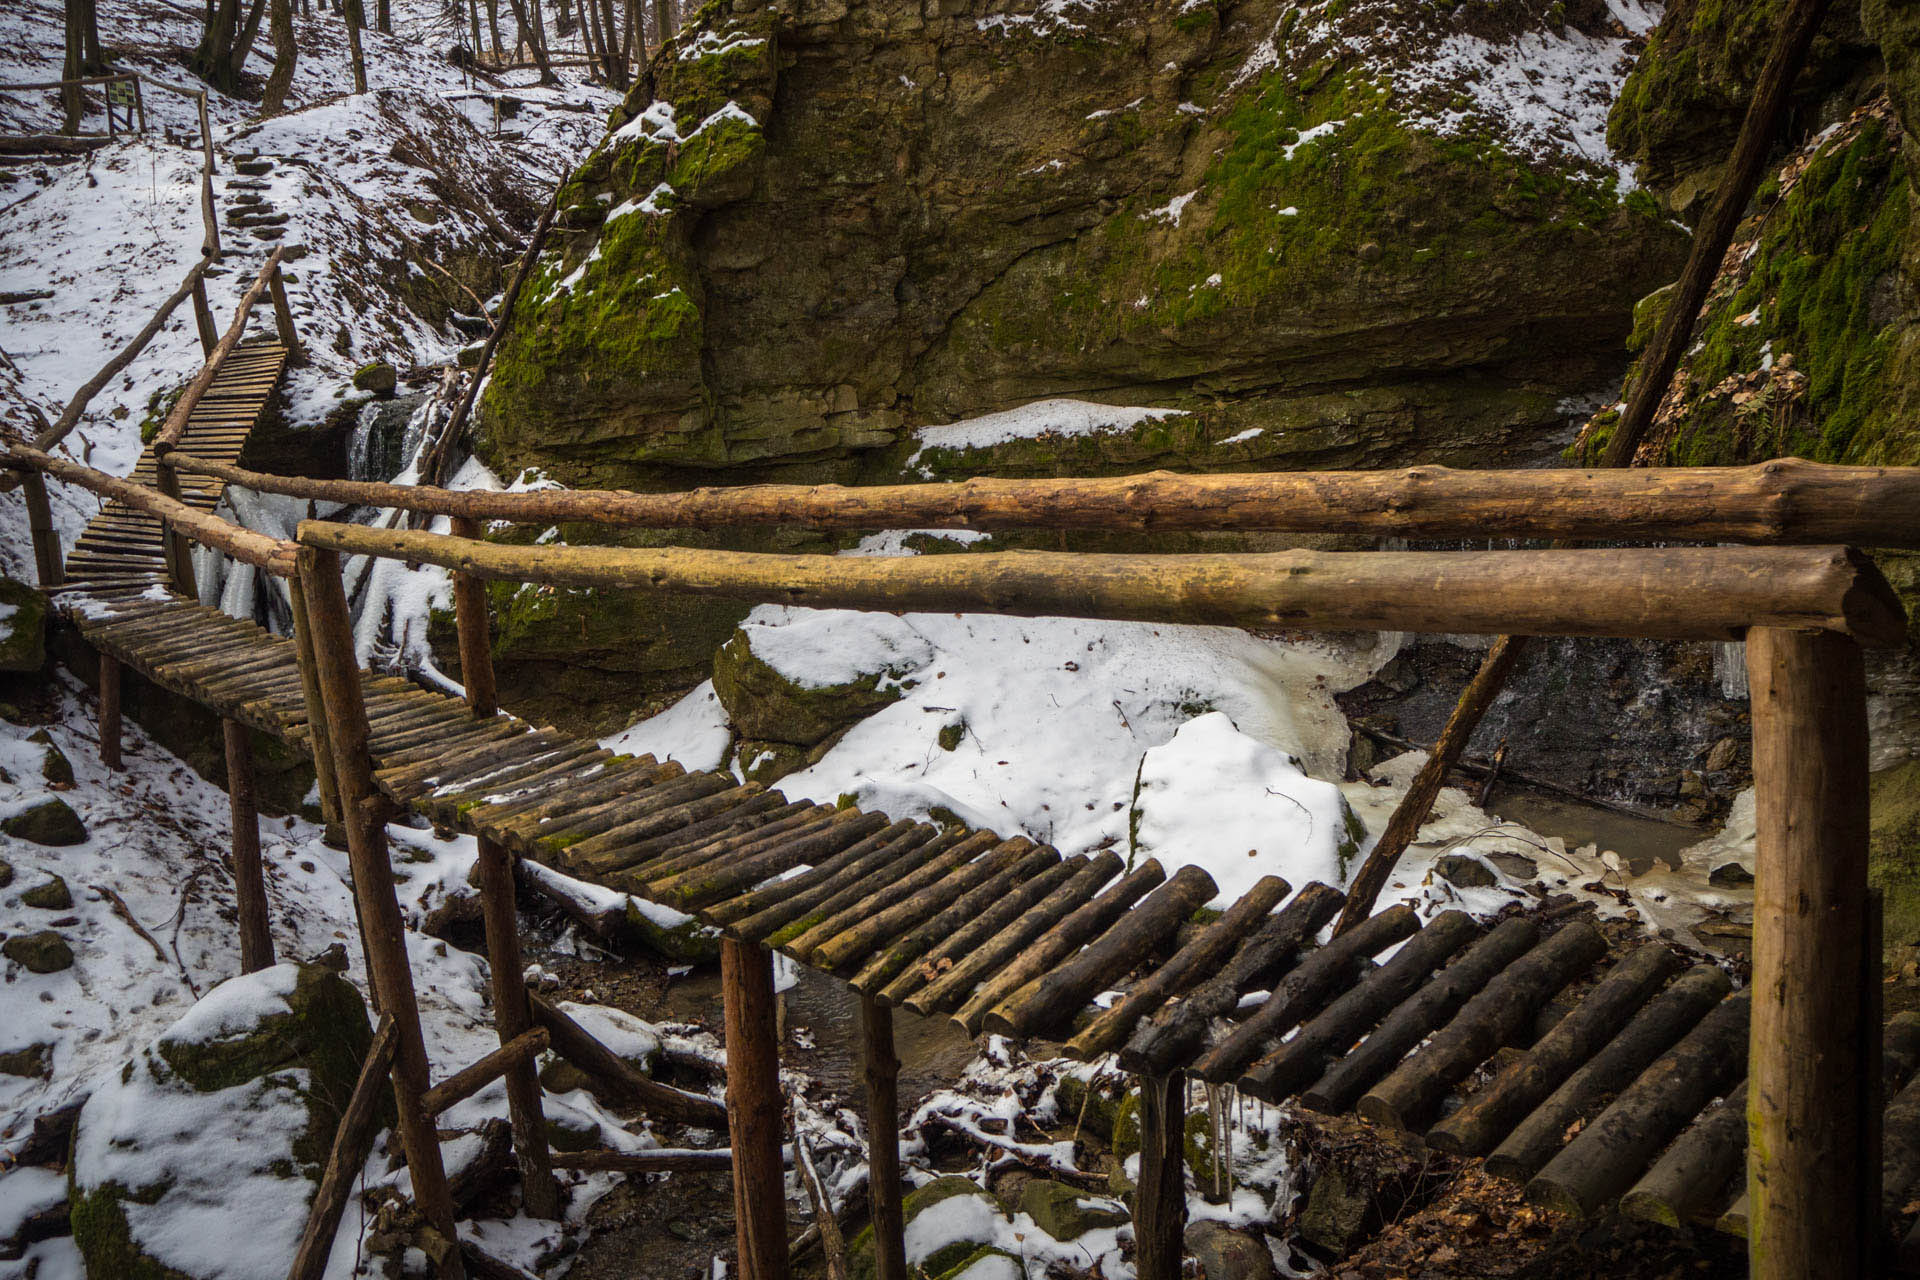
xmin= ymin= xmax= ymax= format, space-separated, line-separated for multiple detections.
xmin=267 ymin=262 xmax=305 ymax=366
xmin=722 ymin=938 xmax=787 ymax=1280
xmin=1745 ymin=627 xmax=1873 ymax=1277
xmin=221 ymin=717 xmax=275 ymax=973
xmin=288 ymin=576 xmax=345 ymax=841
xmin=97 ymin=651 xmax=122 ymax=771
xmin=190 ymin=276 xmax=218 ymax=357
xmin=858 ymin=993 xmax=906 ymax=1280
xmin=296 ymin=545 xmax=466 ymax=1280
xmin=446 ymin=513 xmax=557 ymax=1214
xmin=449 ymin=516 xmax=497 ymax=716
xmin=1134 ymin=1072 xmax=1186 ymax=1280
xmin=154 ymin=460 xmax=198 ymax=598
xmin=20 ymin=472 xmax=64 ymax=588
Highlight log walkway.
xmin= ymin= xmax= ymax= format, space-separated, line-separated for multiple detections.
xmin=53 ymin=568 xmax=1914 ymax=1250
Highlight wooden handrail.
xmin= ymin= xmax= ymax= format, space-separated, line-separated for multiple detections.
xmin=294 ymin=520 xmax=1909 ymax=646
xmin=1 ymin=441 xmax=296 ymax=575
xmin=154 ymin=246 xmax=291 ymax=454
xmin=0 ymin=72 xmax=140 ymax=93
xmin=164 ymin=455 xmax=1920 ymax=549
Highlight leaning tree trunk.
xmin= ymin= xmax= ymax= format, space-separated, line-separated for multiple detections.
xmin=344 ymin=0 xmax=368 ymax=91
xmin=260 ymin=0 xmax=296 ymax=116
xmin=227 ymin=0 xmax=271 ymax=88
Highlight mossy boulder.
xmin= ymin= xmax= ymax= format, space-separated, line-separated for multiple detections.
xmin=3 ymin=931 xmax=73 ymax=974
xmin=351 ymin=360 xmax=397 ymax=396
xmin=732 ymin=738 xmax=812 ymax=785
xmin=1 ymin=798 xmax=86 ymax=847
xmin=1017 ymin=1179 xmax=1128 ymax=1240
xmin=0 ymin=1042 xmax=52 ymax=1078
xmin=850 ymin=1176 xmax=1006 ymax=1280
xmin=21 ymin=874 xmax=71 ymax=910
xmin=28 ymin=730 xmax=72 ymax=787
xmin=0 ymin=579 xmax=46 ymax=673
xmin=70 ymin=963 xmax=377 ymax=1280
xmin=625 ymin=899 xmax=723 ymax=963
xmin=711 ymin=628 xmax=913 ymax=747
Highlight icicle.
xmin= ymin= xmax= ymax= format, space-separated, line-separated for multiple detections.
xmin=1715 ymin=640 xmax=1750 ymax=699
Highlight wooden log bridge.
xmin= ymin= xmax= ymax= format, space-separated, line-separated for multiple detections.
xmin=7 ymin=429 xmax=1912 ymax=1279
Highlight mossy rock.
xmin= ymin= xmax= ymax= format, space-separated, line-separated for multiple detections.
xmin=0 ymin=579 xmax=47 ymax=673
xmin=28 ymin=730 xmax=73 ymax=786
xmin=21 ymin=874 xmax=71 ymax=910
xmin=1053 ymin=1073 xmax=1127 ymax=1143
xmin=1018 ymin=1179 xmax=1128 ymax=1240
xmin=732 ymin=738 xmax=809 ymax=785
xmin=1435 ymin=853 xmax=1498 ymax=889
xmin=544 ymin=1107 xmax=602 ymax=1152
xmin=71 ymin=963 xmax=380 ymax=1279
xmin=711 ymin=629 xmax=907 ymax=746
xmin=3 ymin=931 xmax=72 ymax=973
xmin=1872 ymin=760 xmax=1920 ymax=951
xmin=2 ymin=798 xmax=86 ymax=847
xmin=351 ymin=361 xmax=397 ymax=396
xmin=0 ymin=1042 xmax=52 ymax=1078
xmin=926 ymin=1245 xmax=1020 ymax=1280
xmin=1297 ymin=1164 xmax=1371 ymax=1256
xmin=849 ymin=1176 xmax=1001 ymax=1280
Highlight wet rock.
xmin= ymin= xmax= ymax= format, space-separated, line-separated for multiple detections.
xmin=20 ymin=875 xmax=70 ymax=910
xmin=351 ymin=361 xmax=398 ymax=396
xmin=1185 ymin=1220 xmax=1278 ymax=1280
xmin=1017 ymin=1179 xmax=1127 ymax=1240
xmin=28 ymin=731 xmax=72 ymax=787
xmin=1709 ymin=862 xmax=1755 ymax=888
xmin=1298 ymin=1165 xmax=1372 ymax=1257
xmin=1435 ymin=853 xmax=1499 ymax=889
xmin=2 ymin=797 xmax=87 ymax=847
xmin=1483 ymin=850 xmax=1539 ymax=880
xmin=0 ymin=579 xmax=47 ymax=673
xmin=1705 ymin=736 xmax=1739 ymax=773
xmin=3 ymin=931 xmax=72 ymax=973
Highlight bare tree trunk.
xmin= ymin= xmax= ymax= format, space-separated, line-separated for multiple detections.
xmin=651 ymin=0 xmax=669 ymax=50
xmin=260 ymin=0 xmax=297 ymax=115
xmin=467 ymin=0 xmax=483 ymax=61
xmin=600 ymin=0 xmax=626 ymax=89
xmin=60 ymin=0 xmax=85 ymax=133
xmin=377 ymin=0 xmax=391 ymax=33
xmin=486 ymin=0 xmax=503 ymax=57
xmin=501 ymin=0 xmax=556 ymax=82
xmin=228 ymin=0 xmax=271 ymax=85
xmin=79 ymin=0 xmax=105 ymax=69
xmin=344 ymin=0 xmax=368 ymax=90
xmin=194 ymin=0 xmax=244 ymax=91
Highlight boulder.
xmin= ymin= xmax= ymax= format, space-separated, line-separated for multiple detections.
xmin=70 ymin=962 xmax=376 ymax=1279
xmin=351 ymin=360 xmax=397 ymax=396
xmin=2 ymin=798 xmax=86 ymax=847
xmin=1185 ymin=1220 xmax=1279 ymax=1280
xmin=3 ymin=931 xmax=72 ymax=974
xmin=0 ymin=580 xmax=46 ymax=673
xmin=850 ymin=1176 xmax=1006 ymax=1280
xmin=711 ymin=616 xmax=926 ymax=746
xmin=1017 ymin=1179 xmax=1127 ymax=1240
xmin=20 ymin=874 xmax=70 ymax=910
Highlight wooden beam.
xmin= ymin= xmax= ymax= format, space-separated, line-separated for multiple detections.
xmin=287 ymin=577 xmax=345 ymax=837
xmin=294 ymin=524 xmax=1909 ymax=647
xmin=161 ymin=456 xmax=1920 ymax=548
xmin=475 ymin=835 xmax=562 ymax=1220
xmin=296 ymin=546 xmax=466 ymax=1280
xmin=20 ymin=472 xmax=63 ymax=587
xmin=550 ymin=1147 xmax=734 ymax=1173
xmin=287 ymin=1016 xmax=397 ymax=1280
xmin=1745 ymin=627 xmax=1873 ymax=1277
xmin=449 ymin=516 xmax=497 ymax=718
xmin=857 ymin=994 xmax=907 ymax=1280
xmin=527 ymin=991 xmax=728 ymax=1127
xmin=266 ymin=261 xmax=304 ymax=366
xmin=97 ymin=652 xmax=121 ymax=771
xmin=421 ymin=1027 xmax=550 ymax=1116
xmin=222 ymin=718 xmax=275 ymax=974
xmin=723 ymin=938 xmax=788 ymax=1280
xmin=1134 ymin=1073 xmax=1186 ymax=1280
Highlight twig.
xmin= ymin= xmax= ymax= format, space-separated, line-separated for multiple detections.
xmin=788 ymin=1090 xmax=848 ymax=1280
xmin=90 ymin=881 xmax=170 ymax=965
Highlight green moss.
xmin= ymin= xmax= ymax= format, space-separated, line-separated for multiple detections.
xmin=1873 ymin=760 xmax=1920 ymax=951
xmin=69 ymin=1181 xmax=191 ymax=1280
xmin=711 ymin=627 xmax=911 ymax=745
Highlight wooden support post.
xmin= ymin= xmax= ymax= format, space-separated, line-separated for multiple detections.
xmin=288 ymin=1017 xmax=398 ymax=1280
xmin=476 ymin=834 xmax=563 ymax=1220
xmin=297 ymin=546 xmax=466 ymax=1280
xmin=154 ymin=461 xmax=198 ymax=599
xmin=221 ymin=718 xmax=275 ymax=974
xmin=1134 ymin=1073 xmax=1186 ymax=1280
xmin=190 ymin=276 xmax=218 ymax=357
xmin=267 ymin=263 xmax=304 ymax=366
xmin=20 ymin=472 xmax=63 ymax=589
xmin=97 ymin=651 xmax=121 ymax=771
xmin=449 ymin=516 xmax=497 ymax=717
xmin=287 ymin=577 xmax=346 ymax=840
xmin=858 ymin=994 xmax=906 ymax=1280
xmin=1745 ymin=627 xmax=1872 ymax=1277
xmin=722 ymin=938 xmax=787 ymax=1280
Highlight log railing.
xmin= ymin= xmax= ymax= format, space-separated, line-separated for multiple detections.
xmin=162 ymin=455 xmax=1920 ymax=547
xmin=2 ymin=431 xmax=1907 ymax=1279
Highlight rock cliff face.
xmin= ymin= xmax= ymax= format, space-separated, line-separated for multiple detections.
xmin=477 ymin=0 xmax=1686 ymax=491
